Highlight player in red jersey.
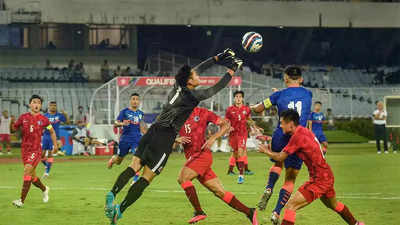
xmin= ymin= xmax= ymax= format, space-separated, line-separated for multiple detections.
xmin=176 ymin=107 xmax=258 ymax=225
xmin=258 ymin=109 xmax=364 ymax=225
xmin=225 ymin=90 xmax=261 ymax=184
xmin=11 ymin=95 xmax=58 ymax=208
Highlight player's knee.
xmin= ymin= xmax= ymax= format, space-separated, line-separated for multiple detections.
xmin=24 ymin=165 xmax=34 ymax=175
xmin=286 ymin=169 xmax=299 ymax=181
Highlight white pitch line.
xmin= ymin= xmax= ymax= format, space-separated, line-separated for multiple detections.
xmin=0 ymin=186 xmax=399 ymax=200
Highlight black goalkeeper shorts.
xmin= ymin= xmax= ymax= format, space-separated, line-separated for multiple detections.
xmin=134 ymin=124 xmax=177 ymax=175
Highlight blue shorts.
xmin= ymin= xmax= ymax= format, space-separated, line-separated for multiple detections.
xmin=315 ymin=132 xmax=327 ymax=143
xmin=42 ymin=136 xmax=53 ymax=150
xmin=270 ymin=128 xmax=303 ymax=170
xmin=118 ymin=139 xmax=140 ymax=157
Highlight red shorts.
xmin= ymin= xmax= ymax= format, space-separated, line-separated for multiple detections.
xmin=0 ymin=134 xmax=10 ymax=142
xmin=229 ymin=135 xmax=247 ymax=152
xmin=298 ymin=180 xmax=336 ymax=203
xmin=21 ymin=149 xmax=42 ymax=167
xmin=184 ymin=151 xmax=217 ymax=184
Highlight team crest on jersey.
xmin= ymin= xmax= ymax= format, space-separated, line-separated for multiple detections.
xmin=38 ymin=121 xmax=42 ymax=125
xmin=242 ymin=110 xmax=247 ymax=115
xmin=194 ymin=116 xmax=200 ymax=122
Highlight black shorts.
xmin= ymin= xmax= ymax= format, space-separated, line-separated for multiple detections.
xmin=134 ymin=124 xmax=177 ymax=175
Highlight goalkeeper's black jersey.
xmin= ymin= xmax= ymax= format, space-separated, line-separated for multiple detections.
xmin=154 ymin=59 xmax=232 ymax=133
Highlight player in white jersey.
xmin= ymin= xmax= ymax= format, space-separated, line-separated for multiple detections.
xmin=0 ymin=110 xmax=14 ymax=155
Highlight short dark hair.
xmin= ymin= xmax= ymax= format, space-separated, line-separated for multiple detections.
xmin=49 ymin=101 xmax=57 ymax=104
xmin=233 ymin=90 xmax=244 ymax=98
xmin=315 ymin=101 xmax=322 ymax=105
xmin=280 ymin=109 xmax=300 ymax=126
xmin=131 ymin=93 xmax=140 ymax=98
xmin=175 ymin=65 xmax=192 ymax=87
xmin=284 ymin=65 xmax=302 ymax=79
xmin=29 ymin=95 xmax=43 ymax=104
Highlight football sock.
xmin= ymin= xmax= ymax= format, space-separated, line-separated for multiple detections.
xmin=32 ymin=177 xmax=46 ymax=192
xmin=222 ymin=192 xmax=251 ymax=216
xmin=111 ymin=167 xmax=136 ymax=196
xmin=281 ymin=209 xmax=296 ymax=225
xmin=120 ymin=177 xmax=149 ymax=213
xmin=228 ymin=156 xmax=236 ymax=173
xmin=21 ymin=175 xmax=32 ymax=203
xmin=273 ymin=181 xmax=294 ymax=215
xmin=237 ymin=157 xmax=245 ymax=176
xmin=266 ymin=166 xmax=282 ymax=190
xmin=244 ymin=155 xmax=249 ymax=171
xmin=181 ymin=181 xmax=203 ymax=213
xmin=334 ymin=202 xmax=357 ymax=225
xmin=46 ymin=158 xmax=54 ymax=174
xmin=41 ymin=158 xmax=48 ymax=167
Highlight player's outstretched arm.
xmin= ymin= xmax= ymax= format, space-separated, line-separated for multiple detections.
xmin=202 ymin=118 xmax=230 ymax=150
xmin=192 ymin=48 xmax=235 ymax=75
xmin=250 ymin=102 xmax=266 ymax=113
xmin=61 ymin=110 xmax=70 ymax=125
xmin=140 ymin=120 xmax=148 ymax=134
xmin=258 ymin=143 xmax=288 ymax=162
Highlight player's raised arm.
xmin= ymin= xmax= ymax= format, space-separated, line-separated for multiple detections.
xmin=47 ymin=125 xmax=58 ymax=155
xmin=258 ymin=143 xmax=289 ymax=161
xmin=202 ymin=118 xmax=231 ymax=150
xmin=139 ymin=120 xmax=148 ymax=134
xmin=61 ymin=110 xmax=70 ymax=125
xmin=251 ymin=88 xmax=280 ymax=113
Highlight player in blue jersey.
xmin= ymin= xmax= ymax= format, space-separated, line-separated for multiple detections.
xmin=308 ymin=101 xmax=328 ymax=154
xmin=41 ymin=101 xmax=69 ymax=178
xmin=107 ymin=93 xmax=148 ymax=176
xmin=251 ymin=66 xmax=312 ymax=225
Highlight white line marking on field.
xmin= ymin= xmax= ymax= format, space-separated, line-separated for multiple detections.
xmin=0 ymin=186 xmax=399 ymax=200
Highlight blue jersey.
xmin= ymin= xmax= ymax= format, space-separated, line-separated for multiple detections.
xmin=309 ymin=112 xmax=325 ymax=133
xmin=117 ymin=108 xmax=144 ymax=142
xmin=263 ymin=87 xmax=312 ymax=127
xmin=43 ymin=112 xmax=66 ymax=138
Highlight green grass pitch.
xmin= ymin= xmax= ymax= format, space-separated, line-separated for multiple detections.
xmin=0 ymin=143 xmax=399 ymax=225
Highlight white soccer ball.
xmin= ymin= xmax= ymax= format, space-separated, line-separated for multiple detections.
xmin=242 ymin=32 xmax=263 ymax=53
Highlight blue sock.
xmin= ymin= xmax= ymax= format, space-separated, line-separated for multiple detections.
xmin=273 ymin=188 xmax=292 ymax=215
xmin=41 ymin=160 xmax=48 ymax=167
xmin=265 ymin=172 xmax=280 ymax=191
xmin=46 ymin=162 xmax=52 ymax=174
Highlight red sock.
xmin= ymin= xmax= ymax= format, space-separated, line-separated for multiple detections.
xmin=32 ymin=177 xmax=46 ymax=192
xmin=237 ymin=158 xmax=245 ymax=175
xmin=181 ymin=181 xmax=203 ymax=213
xmin=244 ymin=155 xmax=249 ymax=171
xmin=334 ymin=202 xmax=357 ymax=225
xmin=281 ymin=209 xmax=296 ymax=225
xmin=21 ymin=175 xmax=32 ymax=203
xmin=228 ymin=156 xmax=236 ymax=173
xmin=222 ymin=192 xmax=250 ymax=216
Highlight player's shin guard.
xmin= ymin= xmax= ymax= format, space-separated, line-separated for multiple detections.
xmin=273 ymin=181 xmax=294 ymax=215
xmin=181 ymin=181 xmax=204 ymax=213
xmin=21 ymin=175 xmax=32 ymax=203
xmin=32 ymin=177 xmax=46 ymax=192
xmin=222 ymin=191 xmax=251 ymax=216
xmin=46 ymin=158 xmax=54 ymax=174
xmin=228 ymin=156 xmax=236 ymax=173
xmin=120 ymin=177 xmax=149 ymax=213
xmin=281 ymin=209 xmax=296 ymax=225
xmin=266 ymin=166 xmax=282 ymax=191
xmin=334 ymin=202 xmax=357 ymax=225
xmin=111 ymin=167 xmax=136 ymax=196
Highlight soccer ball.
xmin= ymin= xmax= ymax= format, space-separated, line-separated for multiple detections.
xmin=242 ymin=32 xmax=263 ymax=53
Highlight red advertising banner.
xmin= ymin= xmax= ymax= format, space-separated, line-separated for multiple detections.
xmin=117 ymin=76 xmax=242 ymax=87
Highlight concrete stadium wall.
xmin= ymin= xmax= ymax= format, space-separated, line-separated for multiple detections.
xmin=4 ymin=0 xmax=400 ymax=27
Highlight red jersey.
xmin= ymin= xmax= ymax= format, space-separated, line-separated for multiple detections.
xmin=14 ymin=112 xmax=51 ymax=152
xmin=283 ymin=126 xmax=334 ymax=184
xmin=225 ymin=105 xmax=251 ymax=137
xmin=179 ymin=107 xmax=221 ymax=159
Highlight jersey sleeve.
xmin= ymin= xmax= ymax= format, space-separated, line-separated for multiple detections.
xmin=246 ymin=107 xmax=251 ymax=120
xmin=263 ymin=91 xmax=280 ymax=109
xmin=13 ymin=115 xmax=23 ymax=129
xmin=116 ymin=109 xmax=125 ymax=121
xmin=308 ymin=112 xmax=313 ymax=121
xmin=225 ymin=108 xmax=231 ymax=120
xmin=206 ymin=109 xmax=221 ymax=125
xmin=282 ymin=133 xmax=301 ymax=155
